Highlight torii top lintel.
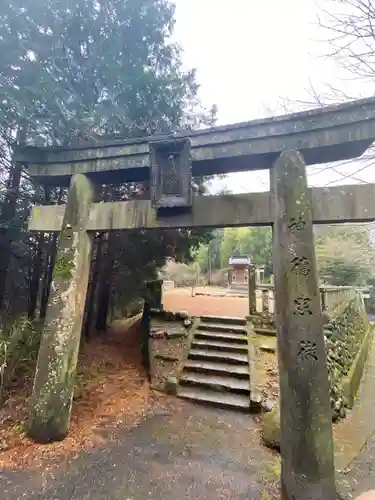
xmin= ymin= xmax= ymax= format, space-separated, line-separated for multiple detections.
xmin=14 ymin=97 xmax=375 ymax=186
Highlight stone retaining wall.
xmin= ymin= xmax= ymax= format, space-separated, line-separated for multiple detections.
xmin=250 ymin=312 xmax=276 ymax=333
xmin=325 ymin=296 xmax=369 ymax=420
xmin=148 ymin=311 xmax=195 ymax=391
xmin=262 ymin=293 xmax=372 ymax=449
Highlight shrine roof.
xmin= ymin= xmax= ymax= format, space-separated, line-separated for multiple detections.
xmin=228 ymin=256 xmax=252 ymax=266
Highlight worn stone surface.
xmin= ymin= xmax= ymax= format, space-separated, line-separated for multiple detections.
xmin=248 ymin=265 xmax=257 ymax=315
xmin=28 ymin=174 xmax=95 ymax=444
xmin=28 ymin=183 xmax=375 ymax=232
xmin=272 ymin=150 xmax=336 ymax=500
xmin=342 ymin=327 xmax=373 ymax=410
xmin=144 ymin=280 xmax=163 ymax=310
xmin=247 ymin=320 xmax=263 ymax=411
xmin=326 ymin=298 xmax=369 ymax=419
xmin=16 ymin=97 xmax=375 ymax=184
xmin=148 ymin=316 xmax=195 ymax=391
xmin=251 ymin=312 xmax=276 ymax=332
xmin=165 ymin=376 xmax=178 ymax=395
xmin=261 ymin=311 xmax=373 ymax=452
xmin=150 ymin=137 xmax=192 ymax=210
xmin=262 ymin=405 xmax=281 ymax=449
xmin=262 ymin=327 xmax=375 ymax=486
xmin=260 ymin=324 xmax=373 ymax=454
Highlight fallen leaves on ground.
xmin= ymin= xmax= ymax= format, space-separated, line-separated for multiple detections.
xmin=0 ymin=316 xmax=172 ymax=470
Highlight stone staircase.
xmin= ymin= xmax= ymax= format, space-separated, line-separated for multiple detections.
xmin=177 ymin=316 xmax=254 ymax=410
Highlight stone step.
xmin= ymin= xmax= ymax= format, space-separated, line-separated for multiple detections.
xmin=191 ymin=339 xmax=248 ymax=352
xmin=180 ymin=372 xmax=250 ymax=391
xmin=254 ymin=328 xmax=276 ymax=336
xmin=177 ymin=386 xmax=250 ymax=409
xmin=200 ymin=315 xmax=246 ymax=326
xmin=188 ymin=348 xmax=248 ymax=364
xmin=184 ymin=359 xmax=250 ymax=376
xmin=227 ymin=289 xmax=248 ymax=296
xmin=198 ymin=322 xmax=247 ymax=334
xmin=195 ymin=331 xmax=248 ymax=343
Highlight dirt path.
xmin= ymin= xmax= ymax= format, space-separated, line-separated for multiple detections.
xmin=0 ymin=315 xmax=152 ymax=470
xmin=0 ymin=309 xmax=280 ymax=499
xmin=164 ymin=288 xmax=248 ymax=318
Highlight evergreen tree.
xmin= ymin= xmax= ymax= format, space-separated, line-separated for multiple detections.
xmin=0 ymin=0 xmax=216 ymax=319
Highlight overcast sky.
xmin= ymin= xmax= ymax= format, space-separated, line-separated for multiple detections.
xmin=173 ymin=0 xmax=375 ymax=193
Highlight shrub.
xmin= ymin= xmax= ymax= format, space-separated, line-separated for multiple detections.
xmin=0 ymin=318 xmax=41 ymax=402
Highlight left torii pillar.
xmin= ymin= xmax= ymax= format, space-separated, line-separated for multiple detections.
xmin=28 ymin=174 xmax=95 ymax=443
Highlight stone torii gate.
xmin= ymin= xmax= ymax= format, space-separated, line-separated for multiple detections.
xmin=16 ymin=98 xmax=375 ymax=500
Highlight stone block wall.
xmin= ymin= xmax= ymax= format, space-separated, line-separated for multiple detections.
xmin=251 ymin=312 xmax=276 ymax=333
xmin=148 ymin=311 xmax=195 ymax=392
xmin=262 ymin=292 xmax=372 ymax=449
xmin=325 ymin=294 xmax=370 ymax=420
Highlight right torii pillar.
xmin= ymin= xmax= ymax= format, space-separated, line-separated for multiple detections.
xmin=271 ymin=150 xmax=336 ymax=500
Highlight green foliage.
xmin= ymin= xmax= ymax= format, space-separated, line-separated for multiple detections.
xmin=53 ymin=252 xmax=74 ymax=280
xmin=195 ymin=227 xmax=273 ymax=274
xmin=0 ymin=317 xmax=41 ymax=399
xmin=219 ymin=227 xmax=272 ymax=270
xmin=196 ymin=245 xmax=209 ymax=274
xmin=0 ymin=0 xmax=216 ymax=317
xmin=315 ymin=225 xmax=375 ymax=286
xmin=367 ymin=276 xmax=375 ymax=313
xmin=220 ymin=228 xmax=241 ymax=268
xmin=321 ymin=259 xmax=369 ymax=286
xmin=241 ymin=227 xmax=273 ymax=269
xmin=194 ymin=224 xmax=375 ymax=290
xmin=0 ymin=0 xmax=216 ymax=145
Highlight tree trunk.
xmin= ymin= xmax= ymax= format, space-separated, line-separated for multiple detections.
xmin=28 ymin=232 xmax=44 ymax=320
xmin=0 ymin=154 xmax=23 ymax=309
xmin=39 ymin=188 xmax=63 ymax=320
xmin=95 ymin=231 xmax=115 ymax=332
xmin=94 ymin=185 xmax=115 ymax=333
xmin=83 ymin=234 xmax=102 ymax=339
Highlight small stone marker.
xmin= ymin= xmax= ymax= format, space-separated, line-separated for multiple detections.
xmin=272 ymin=150 xmax=336 ymax=500
xmin=28 ymin=174 xmax=95 ymax=443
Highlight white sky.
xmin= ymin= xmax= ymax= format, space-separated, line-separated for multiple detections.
xmin=173 ymin=0 xmax=375 ymax=193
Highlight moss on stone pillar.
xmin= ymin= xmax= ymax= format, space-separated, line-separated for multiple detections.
xmin=272 ymin=151 xmax=336 ymax=500
xmin=27 ymin=174 xmax=95 ymax=443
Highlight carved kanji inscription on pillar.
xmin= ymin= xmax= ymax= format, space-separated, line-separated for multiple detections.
xmin=290 ymin=256 xmax=311 ymax=276
xmin=150 ymin=138 xmax=192 ymax=211
xmin=293 ymin=295 xmax=313 ymax=316
xmin=288 ymin=215 xmax=306 ymax=232
xmin=272 ymin=151 xmax=335 ymax=500
xmin=298 ymin=340 xmax=318 ymax=361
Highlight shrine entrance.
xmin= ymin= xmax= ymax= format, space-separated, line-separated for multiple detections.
xmin=16 ymin=97 xmax=375 ymax=500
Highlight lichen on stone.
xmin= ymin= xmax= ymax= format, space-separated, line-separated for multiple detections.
xmin=28 ymin=231 xmax=85 ymax=442
xmin=53 ymin=247 xmax=75 ymax=281
xmin=261 ymin=295 xmax=370 ymax=449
